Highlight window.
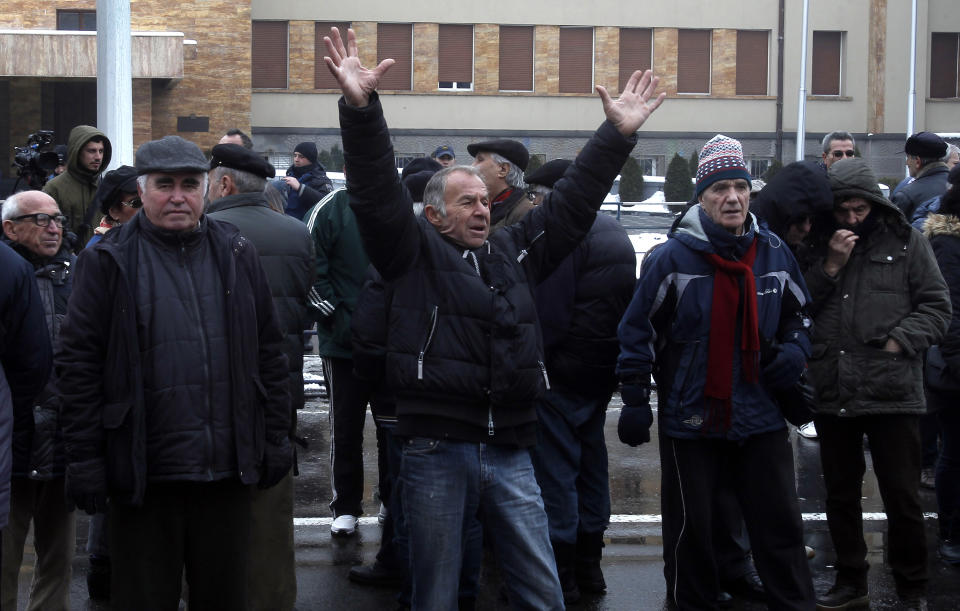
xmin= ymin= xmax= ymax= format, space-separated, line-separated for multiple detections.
xmin=811 ymin=31 xmax=843 ymax=96
xmin=499 ymin=26 xmax=534 ymax=91
xmin=438 ymin=24 xmax=473 ymax=90
xmin=395 ymin=153 xmax=424 ymax=170
xmin=252 ymin=21 xmax=288 ymax=89
xmin=930 ymin=33 xmax=960 ymax=98
xmin=619 ymin=28 xmax=652 ymax=92
xmin=377 ymin=24 xmax=413 ymax=90
xmin=266 ymin=153 xmax=293 ymax=171
xmin=736 ymin=30 xmax=768 ymax=95
xmin=57 ymin=10 xmax=96 ymax=31
xmin=749 ymin=158 xmax=772 ymax=178
xmin=559 ymin=27 xmax=594 ymax=94
xmin=637 ymin=156 xmax=662 ymax=176
xmin=677 ymin=30 xmax=711 ymax=94
xmin=315 ymin=22 xmax=351 ymax=89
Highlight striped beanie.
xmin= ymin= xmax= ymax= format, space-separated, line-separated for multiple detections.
xmin=695 ymin=134 xmax=752 ymax=197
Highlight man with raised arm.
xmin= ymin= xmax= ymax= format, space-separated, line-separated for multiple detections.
xmin=322 ymin=27 xmax=664 ymax=610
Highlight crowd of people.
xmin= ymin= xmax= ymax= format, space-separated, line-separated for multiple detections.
xmin=1 ymin=24 xmax=958 ymax=610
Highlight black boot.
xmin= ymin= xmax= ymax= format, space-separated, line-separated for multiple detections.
xmin=575 ymin=530 xmax=607 ymax=594
xmin=87 ymin=554 xmax=111 ymax=601
xmin=553 ymin=540 xmax=581 ymax=605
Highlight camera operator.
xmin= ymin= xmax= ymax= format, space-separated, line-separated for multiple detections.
xmin=42 ymin=125 xmax=112 ymax=250
xmin=11 ymin=131 xmax=59 ymax=193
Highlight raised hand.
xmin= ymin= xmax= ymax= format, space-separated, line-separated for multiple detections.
xmin=596 ymin=70 xmax=666 ymax=137
xmin=323 ymin=27 xmax=395 ymax=108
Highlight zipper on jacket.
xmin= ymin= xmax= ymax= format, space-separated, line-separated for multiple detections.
xmin=487 ymin=406 xmax=495 ymax=436
xmin=417 ymin=305 xmax=439 ymax=380
xmin=517 ymin=230 xmax=546 ymax=263
xmin=538 ymin=360 xmax=552 ymax=390
xmin=182 ymin=242 xmax=215 ymax=478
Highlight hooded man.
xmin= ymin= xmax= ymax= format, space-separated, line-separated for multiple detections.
xmin=43 ymin=125 xmax=112 ymax=249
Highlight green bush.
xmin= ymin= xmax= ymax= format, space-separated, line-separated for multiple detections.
xmin=619 ymin=157 xmax=645 ymax=202
xmin=688 ymin=150 xmax=699 ymax=177
xmin=525 ymin=155 xmax=544 ymax=175
xmin=665 ymin=153 xmax=693 ymax=202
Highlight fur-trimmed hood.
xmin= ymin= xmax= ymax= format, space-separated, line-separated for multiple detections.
xmin=923 ymin=212 xmax=960 ymax=239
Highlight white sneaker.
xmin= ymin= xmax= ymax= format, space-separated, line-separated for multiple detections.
xmin=331 ymin=514 xmax=358 ymax=536
xmin=798 ymin=422 xmax=818 ymax=439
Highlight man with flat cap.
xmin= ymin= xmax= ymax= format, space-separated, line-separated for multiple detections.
xmin=893 ymin=131 xmax=951 ymax=219
xmin=206 ymin=143 xmax=313 ymax=610
xmin=55 ymin=135 xmax=292 ymax=609
xmin=431 ymin=144 xmax=456 ymax=168
xmin=469 ymin=138 xmax=532 ymax=234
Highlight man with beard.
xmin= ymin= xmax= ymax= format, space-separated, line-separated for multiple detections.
xmin=280 ymin=142 xmax=333 ymax=220
xmin=805 ymin=158 xmax=950 ymax=610
xmin=43 ymin=126 xmax=112 ymax=249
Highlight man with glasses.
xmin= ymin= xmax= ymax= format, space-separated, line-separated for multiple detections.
xmin=0 ymin=190 xmax=76 ymax=611
xmin=821 ymin=131 xmax=857 ymax=170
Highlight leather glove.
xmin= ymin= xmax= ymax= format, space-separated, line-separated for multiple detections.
xmin=65 ymin=458 xmax=108 ymax=515
xmin=259 ymin=436 xmax=294 ymax=489
xmin=761 ymin=342 xmax=806 ymax=391
xmin=618 ymin=383 xmax=653 ymax=447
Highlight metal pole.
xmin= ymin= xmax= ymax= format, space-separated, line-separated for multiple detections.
xmin=795 ymin=0 xmax=810 ymax=162
xmin=97 ymin=0 xmax=133 ymax=167
xmin=906 ymin=0 xmax=918 ymax=177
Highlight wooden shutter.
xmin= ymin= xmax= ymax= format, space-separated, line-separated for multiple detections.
xmin=252 ymin=21 xmax=288 ymax=89
xmin=559 ymin=27 xmax=593 ymax=93
xmin=736 ymin=30 xmax=769 ymax=95
xmin=377 ymin=23 xmax=412 ymax=90
xmin=811 ymin=31 xmax=842 ymax=95
xmin=677 ymin=30 xmax=710 ymax=93
xmin=439 ymin=24 xmax=473 ymax=84
xmin=930 ymin=33 xmax=960 ymax=98
xmin=315 ymin=22 xmax=351 ymax=89
xmin=499 ymin=26 xmax=534 ymax=91
xmin=619 ymin=28 xmax=652 ymax=92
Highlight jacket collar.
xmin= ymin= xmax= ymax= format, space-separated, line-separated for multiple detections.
xmin=206 ymin=192 xmax=271 ymax=214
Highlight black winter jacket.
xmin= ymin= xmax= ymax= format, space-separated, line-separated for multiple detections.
xmin=535 ymin=214 xmax=636 ymax=396
xmin=925 ymin=213 xmax=960 ymax=375
xmin=892 ymin=163 xmax=950 ymax=220
xmin=340 ymin=93 xmax=636 ymax=445
xmin=206 ymin=192 xmax=315 ymax=415
xmin=55 ymin=214 xmax=290 ymax=506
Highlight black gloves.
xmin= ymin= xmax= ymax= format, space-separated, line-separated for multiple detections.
xmin=259 ymin=436 xmax=294 ymax=489
xmin=65 ymin=458 xmax=108 ymax=515
xmin=761 ymin=343 xmax=806 ymax=391
xmin=618 ymin=383 xmax=653 ymax=447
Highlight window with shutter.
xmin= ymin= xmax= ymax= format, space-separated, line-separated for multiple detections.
xmin=736 ymin=30 xmax=768 ymax=95
xmin=57 ymin=10 xmax=96 ymax=31
xmin=378 ymin=23 xmax=413 ymax=91
xmin=439 ymin=24 xmax=474 ymax=90
xmin=930 ymin=33 xmax=960 ymax=98
xmin=559 ymin=27 xmax=593 ymax=94
xmin=499 ymin=26 xmax=534 ymax=92
xmin=619 ymin=28 xmax=652 ymax=92
xmin=811 ymin=31 xmax=842 ymax=96
xmin=252 ymin=21 xmax=288 ymax=89
xmin=315 ymin=22 xmax=351 ymax=89
xmin=677 ymin=30 xmax=711 ymax=94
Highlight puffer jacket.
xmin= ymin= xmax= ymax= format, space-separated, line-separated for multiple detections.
xmin=3 ymin=239 xmax=74 ymax=479
xmin=341 ymin=93 xmax=637 ymax=445
xmin=55 ymin=213 xmax=290 ymax=506
xmin=618 ymin=206 xmax=813 ymax=441
xmin=804 ymin=159 xmax=950 ymax=416
xmin=0 ymin=241 xmax=53 ymax=527
xmin=43 ymin=125 xmax=112 ymax=248
xmin=206 ymin=191 xmax=315 ymax=414
xmin=891 ymin=162 xmax=950 ymax=220
xmin=535 ymin=213 xmax=636 ymax=396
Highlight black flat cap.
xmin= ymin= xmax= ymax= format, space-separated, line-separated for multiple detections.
xmin=94 ymin=165 xmax=139 ymax=216
xmin=401 ymin=157 xmax=442 ymax=180
xmin=403 ymin=170 xmax=437 ymax=203
xmin=467 ymin=139 xmax=529 ymax=171
xmin=135 ymin=135 xmax=209 ymax=175
xmin=904 ymin=131 xmax=947 ymax=158
xmin=210 ymin=144 xmax=276 ymax=179
xmin=525 ymin=159 xmax=572 ymax=189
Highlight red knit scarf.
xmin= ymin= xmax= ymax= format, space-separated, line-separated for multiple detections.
xmin=702 ymin=238 xmax=760 ymax=432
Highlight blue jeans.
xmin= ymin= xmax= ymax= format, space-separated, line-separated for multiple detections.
xmin=529 ymin=385 xmax=611 ymax=544
xmin=401 ymin=437 xmax=563 ymax=610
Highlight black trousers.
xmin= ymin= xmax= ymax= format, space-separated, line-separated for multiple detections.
xmin=110 ymin=480 xmax=252 ymax=610
xmin=322 ymin=356 xmax=370 ymax=517
xmin=815 ymin=413 xmax=927 ymax=595
xmin=660 ymin=429 xmax=814 ymax=611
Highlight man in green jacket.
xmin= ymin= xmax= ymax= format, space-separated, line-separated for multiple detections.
xmin=42 ymin=125 xmax=112 ymax=250
xmin=805 ymin=158 xmax=950 ymax=611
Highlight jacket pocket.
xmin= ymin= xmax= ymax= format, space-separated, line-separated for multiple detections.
xmin=857 ymin=350 xmax=919 ymax=403
xmin=102 ymin=402 xmax=135 ymax=494
xmin=28 ymin=406 xmax=58 ymax=480
xmin=807 ymin=343 xmax=839 ymax=403
xmin=417 ymin=306 xmax=439 ymax=381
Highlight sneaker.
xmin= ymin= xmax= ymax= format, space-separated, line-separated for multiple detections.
xmin=815 ymin=584 xmax=868 ymax=610
xmin=798 ymin=421 xmax=818 ymax=439
xmin=331 ymin=514 xmax=358 ymax=536
xmin=806 ymin=545 xmax=816 ymax=559
xmin=920 ymin=467 xmax=936 ymax=490
xmin=348 ymin=561 xmax=403 ymax=587
xmin=378 ymin=502 xmax=388 ymax=525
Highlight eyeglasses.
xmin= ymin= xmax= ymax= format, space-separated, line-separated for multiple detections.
xmin=121 ymin=197 xmax=142 ymax=209
xmin=10 ymin=213 xmax=68 ymax=228
xmin=830 ymin=150 xmax=857 ymax=159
